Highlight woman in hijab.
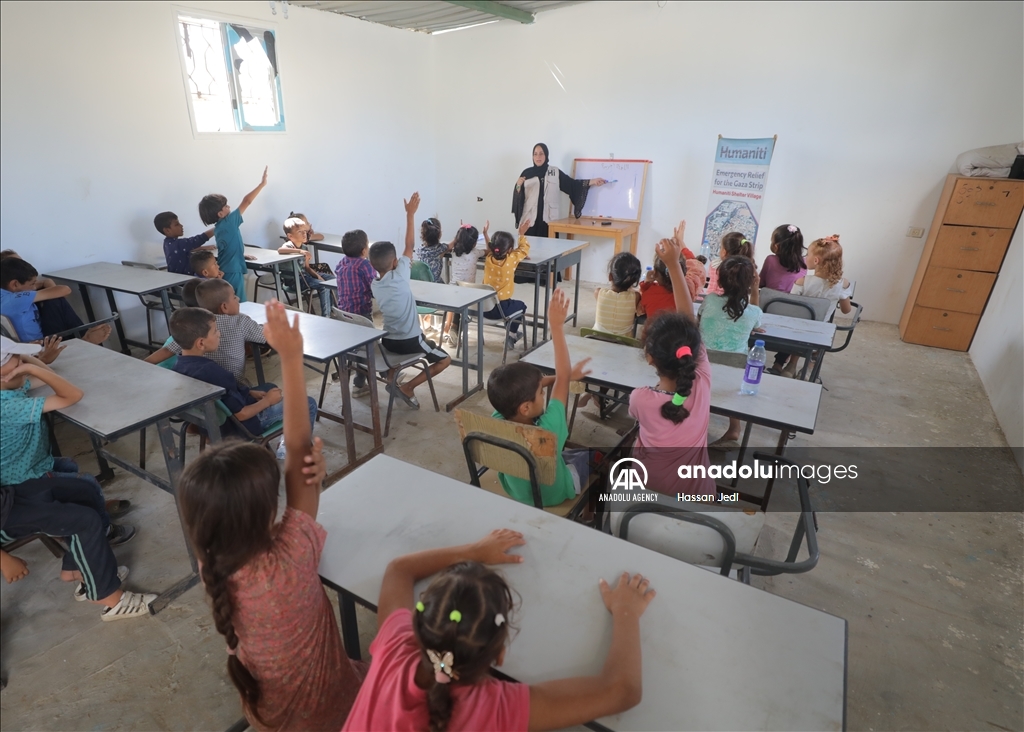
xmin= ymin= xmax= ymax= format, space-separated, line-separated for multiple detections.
xmin=512 ymin=143 xmax=606 ymax=237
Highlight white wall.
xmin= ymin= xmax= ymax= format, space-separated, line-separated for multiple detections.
xmin=971 ymin=225 xmax=1024 ymax=466
xmin=431 ymin=1 xmax=1024 ymax=318
xmin=0 ymin=0 xmax=436 ymax=334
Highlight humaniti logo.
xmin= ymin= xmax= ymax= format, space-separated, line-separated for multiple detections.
xmin=610 ymin=458 xmax=648 ymax=491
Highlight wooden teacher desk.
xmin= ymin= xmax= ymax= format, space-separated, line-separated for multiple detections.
xmin=317 ymin=455 xmax=847 ymax=732
xmin=547 ymin=216 xmax=640 ymax=257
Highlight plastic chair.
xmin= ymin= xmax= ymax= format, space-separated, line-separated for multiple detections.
xmin=759 ymin=288 xmax=831 ymax=322
xmin=612 ymin=453 xmax=819 ymax=584
xmin=330 ymin=308 xmax=439 ymax=437
xmin=409 ymin=260 xmax=445 ymax=334
xmin=178 ymin=399 xmax=284 ymax=462
xmin=122 ymin=261 xmax=175 ymax=347
xmin=454 ymin=408 xmax=590 ymax=519
xmin=455 ymin=281 xmax=527 ymax=364
xmin=0 ymin=533 xmax=69 ymax=560
xmin=1 ymin=312 xmax=121 ymax=343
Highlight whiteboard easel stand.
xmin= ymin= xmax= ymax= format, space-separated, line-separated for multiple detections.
xmin=548 ymin=159 xmax=650 ymax=278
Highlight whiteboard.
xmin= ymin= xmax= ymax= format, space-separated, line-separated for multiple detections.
xmin=572 ymin=159 xmax=650 ymax=221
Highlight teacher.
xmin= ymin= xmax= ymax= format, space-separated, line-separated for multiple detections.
xmin=512 ymin=143 xmax=606 ymax=238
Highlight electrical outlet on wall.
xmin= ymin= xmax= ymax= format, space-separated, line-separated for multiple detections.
xmin=906 ymin=227 xmax=925 ymax=238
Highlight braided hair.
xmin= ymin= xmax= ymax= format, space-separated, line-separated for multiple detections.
xmin=642 ymin=312 xmax=702 ymax=424
xmin=717 ymin=256 xmax=755 ymax=321
xmin=178 ymin=441 xmax=280 ymax=725
xmin=421 ymin=218 xmax=443 ymax=248
xmin=412 ymin=562 xmax=515 ymax=732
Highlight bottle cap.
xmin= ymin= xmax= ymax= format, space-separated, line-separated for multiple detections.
xmin=754 ymin=340 xmax=765 ymax=347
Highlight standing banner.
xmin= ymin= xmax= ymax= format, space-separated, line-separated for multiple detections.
xmin=700 ymin=136 xmax=776 ymax=257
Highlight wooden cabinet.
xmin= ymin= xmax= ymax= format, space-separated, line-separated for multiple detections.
xmin=900 ymin=175 xmax=1023 ymax=351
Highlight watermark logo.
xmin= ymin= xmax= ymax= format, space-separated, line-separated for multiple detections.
xmin=609 ymin=458 xmax=648 ymax=491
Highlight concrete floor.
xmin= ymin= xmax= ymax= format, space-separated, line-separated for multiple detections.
xmin=1 ymin=281 xmax=1021 ymax=732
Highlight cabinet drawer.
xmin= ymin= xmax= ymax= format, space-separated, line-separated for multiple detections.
xmin=902 ymin=306 xmax=979 ymax=351
xmin=917 ymin=267 xmax=995 ymax=314
xmin=931 ymin=225 xmax=1013 ymax=272
xmin=943 ymin=179 xmax=1024 ymax=228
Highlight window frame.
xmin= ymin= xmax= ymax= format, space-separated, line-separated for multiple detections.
xmin=172 ymin=7 xmax=287 ymax=137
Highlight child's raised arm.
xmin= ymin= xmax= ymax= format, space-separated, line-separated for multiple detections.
xmin=377 ymin=529 xmax=525 ymax=623
xmin=660 ymin=221 xmax=695 ymax=323
xmin=527 ymin=572 xmax=655 ymax=731
xmin=403 ymin=192 xmax=420 ymax=260
xmin=261 ymin=299 xmax=317 ymax=517
xmin=548 ymin=289 xmax=590 ymax=409
xmin=238 ymin=166 xmax=268 ymax=215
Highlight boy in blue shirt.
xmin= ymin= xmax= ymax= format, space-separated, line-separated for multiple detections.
xmin=486 ymin=289 xmax=592 ymax=507
xmin=198 ymin=166 xmax=268 ymax=302
xmin=369 ymin=192 xmax=450 ymax=408
xmin=169 ymin=306 xmax=316 ymax=455
xmin=154 ymin=211 xmax=215 ymax=275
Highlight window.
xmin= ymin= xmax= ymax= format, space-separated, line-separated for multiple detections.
xmin=177 ymin=14 xmax=285 ymax=133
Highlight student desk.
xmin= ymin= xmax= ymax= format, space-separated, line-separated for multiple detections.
xmin=45 ymin=262 xmax=194 ymax=355
xmin=238 ymin=302 xmax=385 ymax=482
xmin=521 ymin=335 xmax=823 ymax=508
xmin=308 ymin=233 xmax=346 ymax=263
xmin=407 ymin=280 xmax=490 ymax=410
xmin=242 ymin=246 xmax=305 ymax=304
xmin=28 ymin=339 xmax=224 ymax=613
xmin=317 ymin=455 xmax=847 ymax=732
xmin=518 ymin=236 xmax=590 ymax=348
xmin=754 ymin=314 xmax=836 ymax=380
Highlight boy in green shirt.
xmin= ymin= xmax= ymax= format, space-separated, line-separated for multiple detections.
xmin=486 ymin=290 xmax=591 ymax=506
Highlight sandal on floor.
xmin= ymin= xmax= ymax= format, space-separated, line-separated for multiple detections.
xmin=386 ymin=382 xmax=420 ymax=410
xmin=707 ymin=438 xmax=741 ymax=452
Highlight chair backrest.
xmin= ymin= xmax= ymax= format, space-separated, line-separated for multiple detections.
xmin=759 ymin=288 xmax=831 ymax=322
xmin=410 ymin=261 xmax=434 ymax=282
xmin=331 ymin=307 xmax=374 ymax=329
xmin=331 ymin=308 xmax=399 ymax=372
xmin=580 ymin=327 xmax=640 ymax=349
xmin=455 ymin=281 xmax=498 ymax=312
xmin=0 ymin=314 xmax=18 ymax=341
xmin=707 ymin=349 xmax=748 ymax=368
xmin=453 ymin=409 xmax=557 ymax=485
xmin=121 ymin=260 xmax=158 ymax=270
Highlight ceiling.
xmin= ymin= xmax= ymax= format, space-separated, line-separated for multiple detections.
xmin=287 ymin=1 xmax=587 ymax=34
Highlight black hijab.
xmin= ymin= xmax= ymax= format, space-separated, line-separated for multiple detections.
xmin=520 ymin=143 xmax=550 ymax=180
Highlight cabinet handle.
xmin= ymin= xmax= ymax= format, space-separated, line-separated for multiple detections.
xmin=946 ymin=288 xmax=966 ymax=293
xmin=932 ymin=327 xmax=952 ymax=331
xmin=959 ymin=246 xmax=979 ymax=251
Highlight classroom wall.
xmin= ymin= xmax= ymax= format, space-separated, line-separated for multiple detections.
xmin=430 ymin=1 xmax=1024 ymax=320
xmin=0 ymin=0 xmax=436 ymax=333
xmin=971 ymin=225 xmax=1024 ymax=467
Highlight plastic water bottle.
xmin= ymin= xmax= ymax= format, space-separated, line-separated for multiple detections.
xmin=700 ymin=239 xmax=712 ymax=261
xmin=740 ymin=339 xmax=766 ymax=395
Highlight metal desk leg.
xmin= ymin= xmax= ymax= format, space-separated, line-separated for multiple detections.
xmin=338 ymin=353 xmax=357 ymax=466
xmin=531 ymin=266 xmax=541 ymax=347
xmin=291 ymin=258 xmax=305 ymax=310
xmin=365 ymin=343 xmax=382 ymax=452
xmin=541 ymin=263 xmax=552 ymax=343
xmin=460 ymin=306 xmax=469 ymax=397
xmin=149 ymin=416 xmax=200 ymax=614
xmin=312 ymin=243 xmax=321 ymax=265
xmin=573 ymin=259 xmax=582 ymax=326
xmin=78 ymin=283 xmax=96 ymax=321
xmin=90 ymin=434 xmax=116 ymax=483
xmin=273 ymin=264 xmax=286 ymax=304
xmin=338 ymin=588 xmax=362 ymax=661
xmin=443 ymin=304 xmax=484 ymax=411
xmin=159 ymin=289 xmax=174 ymax=326
xmin=476 ymin=301 xmax=484 ymax=386
xmin=105 ymin=288 xmax=130 ymax=354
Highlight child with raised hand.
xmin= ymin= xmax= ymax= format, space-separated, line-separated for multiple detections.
xmin=594 ymin=252 xmax=642 ymax=336
xmin=369 ymin=193 xmax=451 ymax=408
xmin=483 ymin=219 xmax=532 ymax=350
xmin=442 ymin=222 xmax=483 ymax=348
xmin=178 ymin=300 xmax=365 ymax=732
xmin=629 ymin=225 xmax=716 ymax=495
xmin=198 ymin=166 xmax=267 ymax=302
xmin=344 ymin=529 xmax=655 ymax=732
xmin=699 ymin=253 xmax=764 ymax=450
xmin=486 ymin=289 xmax=592 ymax=506
xmin=417 ymin=217 xmax=448 ymax=283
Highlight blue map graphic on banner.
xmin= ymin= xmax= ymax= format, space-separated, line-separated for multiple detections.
xmin=703 ymin=200 xmax=758 ymax=251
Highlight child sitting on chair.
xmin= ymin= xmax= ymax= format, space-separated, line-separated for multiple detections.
xmin=369 ymin=193 xmax=451 ymax=409
xmin=486 ymin=289 xmax=591 ymax=507
xmin=594 ymin=252 xmax=642 ymax=337
xmin=189 ymin=250 xmax=224 ymax=280
xmin=278 ymin=216 xmax=334 ymax=315
xmin=146 ymin=279 xmax=266 ymax=382
xmin=169 ymin=306 xmax=317 ymax=452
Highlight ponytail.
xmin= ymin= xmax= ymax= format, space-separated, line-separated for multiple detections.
xmin=642 ymin=313 xmax=703 ymax=425
xmin=660 ymin=344 xmax=698 ymax=424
